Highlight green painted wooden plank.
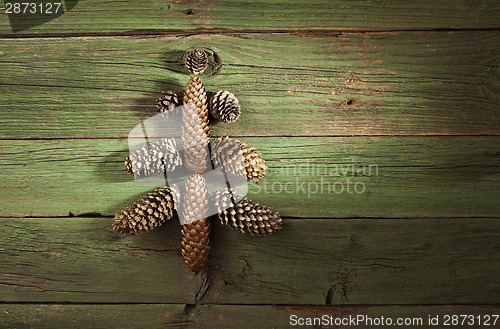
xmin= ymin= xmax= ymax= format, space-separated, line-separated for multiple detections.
xmin=1 ymin=137 xmax=499 ymax=218
xmin=0 ymin=217 xmax=498 ymax=304
xmin=1 ymin=304 xmax=500 ymax=329
xmin=0 ymin=217 xmax=201 ymax=303
xmin=1 ymin=0 xmax=500 ymax=34
xmin=0 ymin=32 xmax=499 ymax=138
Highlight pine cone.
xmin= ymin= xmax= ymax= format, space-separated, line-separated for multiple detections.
xmin=183 ymin=76 xmax=210 ymax=135
xmin=210 ymin=90 xmax=241 ymax=123
xmin=124 ymin=137 xmax=182 ymax=177
xmin=213 ymin=189 xmax=282 ymax=236
xmin=113 ymin=186 xmax=178 ymax=235
xmin=182 ymin=76 xmax=210 ymax=173
xmin=156 ymin=91 xmax=183 ymax=114
xmin=185 ymin=49 xmax=209 ymax=75
xmin=210 ymin=136 xmax=267 ymax=182
xmin=181 ymin=174 xmax=210 ymax=274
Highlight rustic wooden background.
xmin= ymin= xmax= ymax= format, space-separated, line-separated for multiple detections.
xmin=1 ymin=0 xmax=499 ymax=328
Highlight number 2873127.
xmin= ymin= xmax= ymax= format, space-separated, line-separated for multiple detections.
xmin=5 ymin=2 xmax=62 ymax=14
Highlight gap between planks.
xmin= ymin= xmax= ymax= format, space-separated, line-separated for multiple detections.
xmin=2 ymin=134 xmax=500 ymax=141
xmin=1 ymin=26 xmax=500 ymax=39
xmin=0 ymin=302 xmax=499 ymax=307
xmin=1 ymin=216 xmax=500 ymax=220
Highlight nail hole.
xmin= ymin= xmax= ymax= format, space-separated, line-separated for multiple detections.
xmin=184 ymin=304 xmax=197 ymax=316
xmin=184 ymin=9 xmax=195 ymax=15
xmin=346 ymin=99 xmax=354 ymax=105
xmin=325 ymin=287 xmax=334 ymax=305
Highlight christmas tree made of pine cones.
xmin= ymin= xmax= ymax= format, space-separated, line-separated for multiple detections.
xmin=114 ymin=49 xmax=282 ymax=274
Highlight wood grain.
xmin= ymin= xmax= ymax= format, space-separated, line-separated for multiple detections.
xmin=2 ymin=304 xmax=499 ymax=329
xmin=0 ymin=32 xmax=499 ymax=139
xmin=0 ymin=217 xmax=498 ymax=305
xmin=1 ymin=0 xmax=499 ymax=35
xmin=1 ymin=137 xmax=499 ymax=218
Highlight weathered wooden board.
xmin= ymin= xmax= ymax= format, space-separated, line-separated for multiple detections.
xmin=1 ymin=137 xmax=499 ymax=218
xmin=1 ymin=0 xmax=499 ymax=35
xmin=1 ymin=32 xmax=499 ymax=139
xmin=0 ymin=217 xmax=498 ymax=304
xmin=2 ymin=304 xmax=500 ymax=329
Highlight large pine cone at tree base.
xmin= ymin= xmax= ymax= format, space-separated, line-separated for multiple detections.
xmin=181 ymin=218 xmax=211 ymax=274
xmin=210 ymin=90 xmax=241 ymax=123
xmin=211 ymin=136 xmax=267 ymax=182
xmin=213 ymin=189 xmax=282 ymax=236
xmin=182 ymin=76 xmax=210 ymax=173
xmin=124 ymin=137 xmax=182 ymax=177
xmin=180 ymin=174 xmax=210 ymax=274
xmin=113 ymin=187 xmax=178 ymax=235
xmin=184 ymin=49 xmax=209 ymax=75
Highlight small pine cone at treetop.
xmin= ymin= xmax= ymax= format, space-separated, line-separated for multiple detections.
xmin=124 ymin=137 xmax=182 ymax=177
xmin=210 ymin=90 xmax=241 ymax=123
xmin=156 ymin=91 xmax=183 ymax=114
xmin=182 ymin=76 xmax=210 ymax=173
xmin=210 ymin=136 xmax=267 ymax=182
xmin=213 ymin=189 xmax=282 ymax=236
xmin=185 ymin=49 xmax=209 ymax=75
xmin=180 ymin=174 xmax=211 ymax=274
xmin=113 ymin=186 xmax=178 ymax=235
